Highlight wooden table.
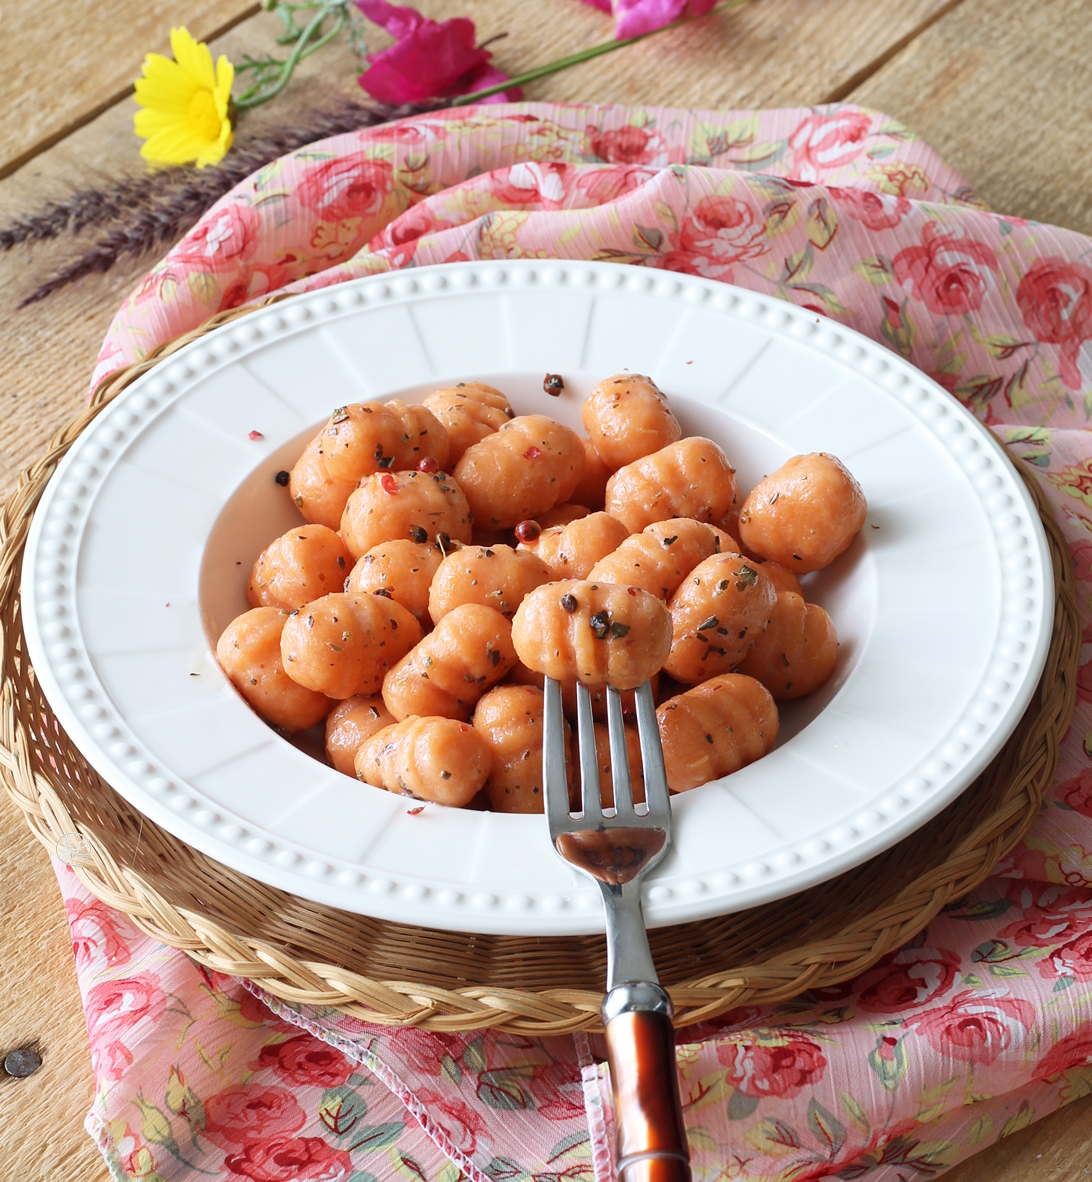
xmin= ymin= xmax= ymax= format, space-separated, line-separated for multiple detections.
xmin=2 ymin=1 xmax=1090 ymax=1177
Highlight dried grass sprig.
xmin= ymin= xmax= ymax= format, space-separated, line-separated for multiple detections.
xmin=11 ymin=99 xmax=436 ymax=307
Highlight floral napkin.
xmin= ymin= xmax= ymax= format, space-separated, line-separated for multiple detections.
xmin=65 ymin=101 xmax=1092 ymax=1181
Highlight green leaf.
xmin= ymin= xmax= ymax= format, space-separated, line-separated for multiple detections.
xmin=806 ymin=196 xmax=838 ymax=249
xmin=477 ymin=1069 xmax=533 ymax=1109
xmin=733 ymin=141 xmax=785 ymax=168
xmin=971 ymin=938 xmax=1013 ymax=963
xmin=807 ymin=1098 xmax=846 ymax=1154
xmin=440 ymin=1053 xmax=461 ymax=1084
xmin=982 ymin=334 xmax=1034 ymax=360
xmin=463 ymin=1037 xmax=487 ymax=1073
xmin=347 ymin=1122 xmax=403 ymax=1152
xmin=319 ymin=1086 xmax=367 ymax=1137
xmin=782 ymin=244 xmax=814 ymax=283
xmin=1007 ymin=425 xmax=1051 ymax=445
xmin=853 ymin=255 xmax=895 ymax=285
xmin=1054 ymin=975 xmax=1075 ymax=992
xmin=764 ymin=195 xmax=800 ymax=237
xmin=840 ymin=1091 xmax=870 ymax=1135
xmin=1006 ymin=359 xmax=1032 ymax=409
xmin=868 ymin=1034 xmax=909 ymax=1091
xmin=632 ymin=224 xmax=664 ymax=252
xmin=792 ymin=283 xmax=849 ymax=317
xmin=988 ymin=963 xmax=1028 ymax=978
xmin=726 ymin=1088 xmax=759 ymax=1120
xmin=943 ymin=897 xmax=1012 ymax=922
xmin=880 ymin=295 xmax=914 ymax=358
xmin=483 ymin=1159 xmax=527 ymax=1181
xmin=547 ymin=1129 xmax=592 ymax=1161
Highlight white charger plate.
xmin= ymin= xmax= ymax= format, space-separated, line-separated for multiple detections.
xmin=22 ymin=260 xmax=1052 ymax=936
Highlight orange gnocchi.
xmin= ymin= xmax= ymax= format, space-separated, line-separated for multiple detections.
xmin=217 ymin=370 xmax=859 ymax=808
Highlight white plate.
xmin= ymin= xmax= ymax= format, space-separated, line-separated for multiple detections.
xmin=22 ymin=260 xmax=1052 ymax=936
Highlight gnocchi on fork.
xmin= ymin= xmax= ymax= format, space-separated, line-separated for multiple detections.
xmin=543 ymin=677 xmax=691 ymax=1181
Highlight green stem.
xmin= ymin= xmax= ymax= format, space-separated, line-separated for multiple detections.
xmin=235 ymin=6 xmax=336 ymax=109
xmin=450 ymin=0 xmax=753 ymax=106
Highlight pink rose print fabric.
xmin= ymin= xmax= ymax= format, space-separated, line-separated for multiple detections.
xmin=62 ymin=102 xmax=1092 ymax=1179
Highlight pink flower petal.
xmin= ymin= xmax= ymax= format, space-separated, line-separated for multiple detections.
xmin=613 ymin=0 xmax=717 ymax=38
xmin=356 ymin=9 xmax=518 ymax=105
xmin=355 ymin=0 xmax=425 ymax=39
xmin=458 ymin=62 xmax=523 ymax=104
xmin=579 ymin=0 xmax=614 ymax=11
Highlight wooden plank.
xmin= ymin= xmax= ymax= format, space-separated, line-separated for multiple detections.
xmin=0 ymin=829 xmax=111 ymax=1182
xmin=947 ymin=1093 xmax=1092 ymax=1182
xmin=0 ymin=0 xmax=258 ymax=177
xmin=849 ymin=0 xmax=1092 ymax=234
xmin=416 ymin=0 xmax=962 ymax=112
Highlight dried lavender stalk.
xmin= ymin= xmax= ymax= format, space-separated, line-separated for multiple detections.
xmin=9 ymin=98 xmax=439 ymax=307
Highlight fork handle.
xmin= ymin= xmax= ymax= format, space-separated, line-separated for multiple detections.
xmin=603 ymin=982 xmax=691 ymax=1181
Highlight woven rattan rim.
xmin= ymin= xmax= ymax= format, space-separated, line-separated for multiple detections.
xmin=0 ymin=297 xmax=1078 ymax=1034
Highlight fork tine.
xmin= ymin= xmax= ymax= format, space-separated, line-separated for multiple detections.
xmin=575 ymin=682 xmax=602 ymax=823
xmin=605 ymin=685 xmax=634 ymax=818
xmin=543 ymin=676 xmax=572 ymax=830
xmin=634 ymin=681 xmax=670 ymax=817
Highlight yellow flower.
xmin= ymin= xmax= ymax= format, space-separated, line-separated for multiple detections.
xmin=134 ymin=27 xmax=234 ymax=168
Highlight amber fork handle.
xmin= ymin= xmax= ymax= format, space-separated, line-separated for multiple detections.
xmin=603 ymin=978 xmax=691 ymax=1182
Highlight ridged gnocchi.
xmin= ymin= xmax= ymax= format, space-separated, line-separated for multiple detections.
xmin=217 ymin=370 xmax=858 ymax=809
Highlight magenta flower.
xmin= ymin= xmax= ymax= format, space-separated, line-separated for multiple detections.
xmin=582 ymin=0 xmax=718 ymax=39
xmin=355 ymin=0 xmax=521 ymax=104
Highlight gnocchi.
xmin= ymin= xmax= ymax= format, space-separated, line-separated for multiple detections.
xmin=454 ymin=414 xmax=585 ymax=529
xmin=511 ymin=580 xmax=672 ymax=691
xmin=656 ymin=673 xmax=778 ymax=792
xmin=738 ymin=452 xmax=866 ymax=573
xmin=605 ymin=437 xmax=740 ymax=532
xmin=356 ymin=716 xmax=492 ymax=807
xmin=216 ymin=370 xmax=857 ymax=811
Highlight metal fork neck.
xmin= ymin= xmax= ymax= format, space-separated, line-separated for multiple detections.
xmin=602 ymin=879 xmax=659 ymax=991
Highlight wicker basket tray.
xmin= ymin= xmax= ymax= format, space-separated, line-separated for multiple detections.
xmin=0 ymin=302 xmax=1078 ymax=1034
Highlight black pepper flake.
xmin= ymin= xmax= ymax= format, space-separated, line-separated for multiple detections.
xmin=306 ymin=615 xmax=314 ymax=629
xmin=376 ymin=455 xmax=395 ymax=470
xmin=560 ymin=593 xmax=578 ymax=613
xmin=409 ymin=525 xmax=428 ymax=544
xmin=698 ymin=615 xmax=719 ymax=631
xmin=329 ymin=643 xmax=343 ymax=651
xmin=489 ymin=649 xmax=501 ymax=666
xmin=662 ymin=535 xmax=677 ymax=547
xmin=543 ymin=373 xmax=565 ymax=395
xmin=274 ymin=470 xmax=290 ymax=486
xmin=792 ymin=553 xmax=803 ymax=562
xmin=590 ymin=610 xmax=611 ymax=639
xmin=440 ymin=770 xmax=452 ymax=779
xmin=331 ymin=406 xmax=349 ymax=424
xmin=715 ymin=579 xmax=729 ymax=594
xmin=737 ymin=565 xmax=758 ymax=587
xmin=769 ymin=492 xmax=779 ymax=505
xmin=705 ymin=733 xmax=714 ymax=744
xmin=374 ymin=588 xmax=393 ymax=598
xmin=483 ymin=549 xmax=495 ymax=558
xmin=336 ymin=555 xmax=346 ymax=569
xmin=781 ymin=653 xmax=790 ymax=667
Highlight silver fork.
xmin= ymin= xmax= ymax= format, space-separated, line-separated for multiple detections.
xmin=544 ymin=677 xmax=691 ymax=1182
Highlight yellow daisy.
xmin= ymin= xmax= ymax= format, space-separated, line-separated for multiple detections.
xmin=134 ymin=27 xmax=234 ymax=169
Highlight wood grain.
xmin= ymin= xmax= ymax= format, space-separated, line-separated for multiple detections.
xmin=0 ymin=0 xmax=259 ymax=177
xmin=849 ymin=0 xmax=1092 ymax=234
xmin=3 ymin=0 xmax=1092 ymax=1178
